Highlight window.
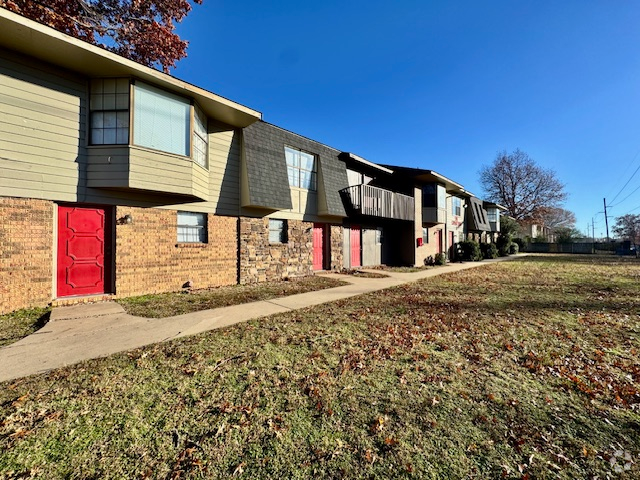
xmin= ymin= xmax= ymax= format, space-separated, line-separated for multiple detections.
xmin=90 ymin=79 xmax=209 ymax=167
xmin=452 ymin=197 xmax=462 ymax=216
xmin=269 ymin=219 xmax=287 ymax=244
xmin=177 ymin=211 xmax=207 ymax=243
xmin=133 ymin=82 xmax=190 ymax=156
xmin=285 ymin=147 xmax=317 ymax=190
xmin=192 ymin=104 xmax=208 ymax=168
xmin=422 ymin=184 xmax=446 ymax=209
xmin=422 ymin=184 xmax=436 ymax=208
xmin=487 ymin=208 xmax=498 ymax=223
xmin=90 ymin=78 xmax=130 ymax=145
xmin=422 ymin=227 xmax=429 ymax=243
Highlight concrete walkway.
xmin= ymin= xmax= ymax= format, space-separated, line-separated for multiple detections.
xmin=0 ymin=257 xmax=520 ymax=383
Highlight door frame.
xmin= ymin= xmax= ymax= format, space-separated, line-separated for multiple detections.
xmin=56 ymin=203 xmax=114 ymax=297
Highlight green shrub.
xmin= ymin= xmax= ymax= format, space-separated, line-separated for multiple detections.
xmin=481 ymin=242 xmax=498 ymax=259
xmin=512 ymin=237 xmax=525 ymax=251
xmin=509 ymin=243 xmax=519 ymax=255
xmin=496 ymin=235 xmax=511 ymax=256
xmin=458 ymin=240 xmax=482 ymax=261
xmin=434 ymin=253 xmax=446 ymax=265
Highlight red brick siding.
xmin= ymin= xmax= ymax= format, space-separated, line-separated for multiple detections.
xmin=0 ymin=197 xmax=54 ymax=314
xmin=115 ymin=207 xmax=238 ymax=297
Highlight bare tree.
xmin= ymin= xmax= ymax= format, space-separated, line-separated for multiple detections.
xmin=538 ymin=207 xmax=576 ymax=229
xmin=479 ymin=149 xmax=568 ymax=221
xmin=0 ymin=0 xmax=203 ymax=72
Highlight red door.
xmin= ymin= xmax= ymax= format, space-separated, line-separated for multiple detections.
xmin=57 ymin=205 xmax=107 ymax=297
xmin=437 ymin=230 xmax=443 ymax=254
xmin=350 ymin=225 xmax=361 ymax=268
xmin=313 ymin=223 xmax=324 ymax=270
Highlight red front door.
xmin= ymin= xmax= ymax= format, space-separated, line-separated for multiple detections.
xmin=350 ymin=225 xmax=361 ymax=268
xmin=313 ymin=224 xmax=324 ymax=270
xmin=57 ymin=205 xmax=108 ymax=297
xmin=437 ymin=230 xmax=443 ymax=254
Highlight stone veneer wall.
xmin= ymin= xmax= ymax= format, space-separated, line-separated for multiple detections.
xmin=330 ymin=225 xmax=344 ymax=270
xmin=239 ymin=217 xmax=314 ymax=283
xmin=0 ymin=197 xmax=54 ymax=314
xmin=115 ymin=206 xmax=238 ymax=297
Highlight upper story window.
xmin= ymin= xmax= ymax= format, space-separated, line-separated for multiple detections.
xmin=133 ymin=82 xmax=190 ymax=157
xmin=452 ymin=197 xmax=462 ymax=216
xmin=285 ymin=146 xmax=317 ymax=190
xmin=487 ymin=208 xmax=498 ymax=223
xmin=192 ymin=104 xmax=208 ymax=168
xmin=90 ymin=78 xmax=130 ymax=145
xmin=422 ymin=183 xmax=446 ymax=209
xmin=89 ymin=79 xmax=208 ymax=168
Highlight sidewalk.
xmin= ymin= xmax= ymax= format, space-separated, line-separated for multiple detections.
xmin=0 ymin=257 xmax=519 ymax=383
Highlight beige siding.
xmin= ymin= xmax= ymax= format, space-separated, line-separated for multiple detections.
xmin=208 ymin=121 xmax=241 ymax=215
xmin=0 ymin=51 xmax=87 ymax=202
xmin=0 ymin=52 xmax=243 ymax=212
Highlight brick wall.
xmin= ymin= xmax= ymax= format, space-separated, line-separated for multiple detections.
xmin=115 ymin=207 xmax=238 ymax=297
xmin=0 ymin=197 xmax=54 ymax=314
xmin=239 ymin=217 xmax=313 ymax=283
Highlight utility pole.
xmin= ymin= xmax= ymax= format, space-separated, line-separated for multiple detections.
xmin=591 ymin=218 xmax=595 ymax=241
xmin=603 ymin=198 xmax=610 ymax=242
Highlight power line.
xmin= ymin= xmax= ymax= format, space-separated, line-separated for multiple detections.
xmin=609 ymin=159 xmax=640 ymax=204
xmin=609 ymin=183 xmax=640 ymax=208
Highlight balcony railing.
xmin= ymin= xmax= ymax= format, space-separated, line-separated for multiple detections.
xmin=340 ymin=184 xmax=414 ymax=221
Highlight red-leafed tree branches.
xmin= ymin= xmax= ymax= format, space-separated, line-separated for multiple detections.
xmin=0 ymin=0 xmax=202 ymax=72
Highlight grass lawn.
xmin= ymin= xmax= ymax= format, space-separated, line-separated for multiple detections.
xmin=0 ymin=307 xmax=50 ymax=348
xmin=1 ymin=255 xmax=639 ymax=479
xmin=117 ymin=276 xmax=348 ymax=318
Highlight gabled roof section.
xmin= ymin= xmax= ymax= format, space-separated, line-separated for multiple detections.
xmin=483 ymin=201 xmax=508 ymax=212
xmin=0 ymin=9 xmax=261 ymax=128
xmin=340 ymin=153 xmax=394 ymax=175
xmin=380 ymin=165 xmax=465 ymax=193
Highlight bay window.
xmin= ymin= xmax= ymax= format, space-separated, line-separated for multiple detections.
xmin=89 ymin=79 xmax=208 ymax=168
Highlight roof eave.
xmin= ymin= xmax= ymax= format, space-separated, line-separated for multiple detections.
xmin=0 ymin=9 xmax=262 ymax=128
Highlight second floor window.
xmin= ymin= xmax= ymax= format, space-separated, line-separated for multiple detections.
xmin=89 ymin=79 xmax=208 ymax=168
xmin=90 ymin=78 xmax=129 ymax=145
xmin=285 ymin=146 xmax=317 ymax=190
xmin=452 ymin=197 xmax=462 ymax=216
xmin=133 ymin=82 xmax=190 ymax=157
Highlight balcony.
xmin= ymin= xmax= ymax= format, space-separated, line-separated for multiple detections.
xmin=422 ymin=207 xmax=446 ymax=224
xmin=340 ymin=184 xmax=414 ymax=221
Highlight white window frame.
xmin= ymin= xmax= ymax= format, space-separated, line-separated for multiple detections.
xmin=285 ymin=146 xmax=317 ymax=191
xmin=452 ymin=197 xmax=462 ymax=216
xmin=177 ymin=211 xmax=207 ymax=244
xmin=192 ymin=104 xmax=208 ymax=168
xmin=422 ymin=227 xmax=429 ymax=244
xmin=269 ymin=219 xmax=288 ymax=244
xmin=133 ymin=81 xmax=191 ymax=157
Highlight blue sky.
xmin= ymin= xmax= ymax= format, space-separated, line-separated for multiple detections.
xmin=174 ymin=1 xmax=640 ymax=238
